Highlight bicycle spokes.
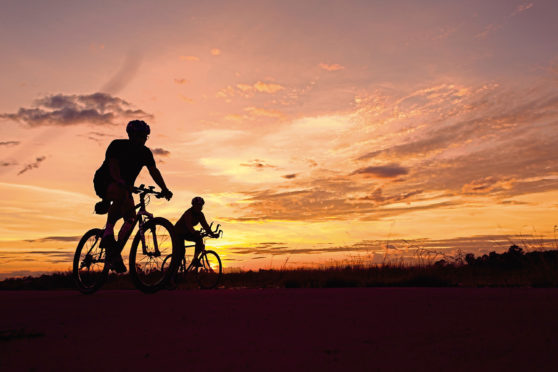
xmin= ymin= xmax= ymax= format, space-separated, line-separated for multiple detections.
xmin=73 ymin=229 xmax=108 ymax=294
xmin=195 ymin=251 xmax=222 ymax=289
xmin=131 ymin=218 xmax=175 ymax=290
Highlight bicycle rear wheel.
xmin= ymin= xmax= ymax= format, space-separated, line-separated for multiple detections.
xmin=129 ymin=217 xmax=178 ymax=293
xmin=73 ymin=228 xmax=108 ymax=294
xmin=195 ymin=250 xmax=222 ymax=289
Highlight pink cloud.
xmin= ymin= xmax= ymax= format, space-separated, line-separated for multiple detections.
xmin=319 ymin=63 xmax=345 ymax=72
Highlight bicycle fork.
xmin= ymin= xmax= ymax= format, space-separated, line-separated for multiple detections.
xmin=138 ymin=212 xmax=161 ymax=257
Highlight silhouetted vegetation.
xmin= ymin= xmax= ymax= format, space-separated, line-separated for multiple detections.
xmin=3 ymin=245 xmax=558 ymax=290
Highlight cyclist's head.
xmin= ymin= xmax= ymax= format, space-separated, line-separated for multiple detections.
xmin=191 ymin=196 xmax=205 ymax=210
xmin=126 ymin=120 xmax=150 ymax=144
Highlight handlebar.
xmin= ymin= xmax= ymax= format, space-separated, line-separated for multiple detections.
xmin=201 ymin=221 xmax=223 ymax=239
xmin=133 ymin=184 xmax=168 ymax=199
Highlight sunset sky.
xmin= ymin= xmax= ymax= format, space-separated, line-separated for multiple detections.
xmin=1 ymin=0 xmax=558 ymax=278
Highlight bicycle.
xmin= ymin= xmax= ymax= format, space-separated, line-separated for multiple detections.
xmin=72 ymin=184 xmax=179 ymax=294
xmin=162 ymin=223 xmax=223 ymax=289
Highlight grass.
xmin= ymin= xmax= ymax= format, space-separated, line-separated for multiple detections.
xmin=2 ymin=245 xmax=558 ymax=290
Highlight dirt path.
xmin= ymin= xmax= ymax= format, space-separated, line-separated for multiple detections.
xmin=1 ymin=288 xmax=558 ymax=371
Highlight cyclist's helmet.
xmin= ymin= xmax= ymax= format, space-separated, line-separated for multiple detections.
xmin=192 ymin=196 xmax=205 ymax=206
xmin=126 ymin=120 xmax=151 ymax=136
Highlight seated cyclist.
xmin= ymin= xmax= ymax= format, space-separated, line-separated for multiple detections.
xmin=93 ymin=120 xmax=172 ymax=273
xmin=174 ymin=197 xmax=218 ymax=266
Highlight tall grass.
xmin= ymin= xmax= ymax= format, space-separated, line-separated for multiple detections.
xmin=2 ymin=244 xmax=558 ymax=290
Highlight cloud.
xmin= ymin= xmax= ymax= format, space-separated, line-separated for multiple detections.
xmin=174 ymin=78 xmax=188 ymax=85
xmin=224 ymin=172 xmax=445 ymax=222
xmin=179 ymin=55 xmax=199 ymax=61
xmin=84 ymin=131 xmax=113 ymax=144
xmin=475 ymin=24 xmax=500 ymax=39
xmin=244 ymin=107 xmax=284 ymax=118
xmin=100 ymin=50 xmax=142 ymax=94
xmin=152 ymin=148 xmax=171 ymax=157
xmin=1 ymin=92 xmax=152 ymax=127
xmin=1 ymin=161 xmax=17 ymax=167
xmin=218 ymin=81 xmax=285 ymax=99
xmin=511 ymin=2 xmax=534 ymax=16
xmin=240 ymin=159 xmax=277 ymax=170
xmin=211 ymin=48 xmax=221 ymax=56
xmin=351 ymin=164 xmax=409 ymax=178
xmin=227 ymin=234 xmax=533 ymax=258
xmin=0 ymin=141 xmax=20 ymax=147
xmin=253 ymin=81 xmax=284 ymax=93
xmin=18 ymin=156 xmax=46 ymax=175
xmin=319 ymin=63 xmax=345 ymax=72
xmin=282 ymin=174 xmax=297 ymax=179
xmin=477 ymin=2 xmax=534 ymax=40
xmin=359 ymin=188 xmax=423 ymax=205
xmin=24 ymin=235 xmax=81 ymax=243
xmin=208 ymin=80 xmax=558 ymax=223
xmin=89 ymin=42 xmax=105 ymax=51
xmin=179 ymin=94 xmax=194 ymax=103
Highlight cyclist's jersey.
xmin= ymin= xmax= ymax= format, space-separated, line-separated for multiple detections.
xmin=174 ymin=208 xmax=210 ymax=236
xmin=95 ymin=139 xmax=155 ymax=187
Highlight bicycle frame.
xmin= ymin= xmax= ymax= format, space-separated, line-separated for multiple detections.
xmin=75 ymin=184 xmax=173 ymax=294
xmin=105 ymin=186 xmax=162 ymax=257
xmin=177 ymin=225 xmax=223 ymax=273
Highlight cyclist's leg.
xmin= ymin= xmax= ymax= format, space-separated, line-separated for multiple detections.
xmin=101 ymin=183 xmax=134 ymax=272
xmin=103 ymin=183 xmax=125 ymax=236
xmin=193 ymin=237 xmax=205 ymax=265
xmin=115 ymin=192 xmax=135 ymax=252
xmin=167 ymin=235 xmax=185 ymax=286
xmin=183 ymin=233 xmax=204 ymax=264
xmin=195 ymin=239 xmax=205 ymax=257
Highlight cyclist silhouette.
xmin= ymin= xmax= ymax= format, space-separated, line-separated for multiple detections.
xmin=174 ymin=196 xmax=218 ymax=266
xmin=93 ymin=120 xmax=172 ymax=273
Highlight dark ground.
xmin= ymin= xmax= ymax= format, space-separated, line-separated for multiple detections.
xmin=1 ymin=288 xmax=558 ymax=371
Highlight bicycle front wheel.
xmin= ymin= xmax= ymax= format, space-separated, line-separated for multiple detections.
xmin=195 ymin=250 xmax=222 ymax=289
xmin=73 ymin=228 xmax=108 ymax=294
xmin=129 ymin=217 xmax=177 ymax=293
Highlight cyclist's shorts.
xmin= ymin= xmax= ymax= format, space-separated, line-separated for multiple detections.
xmin=93 ymin=169 xmax=110 ymax=200
xmin=181 ymin=232 xmax=203 ymax=243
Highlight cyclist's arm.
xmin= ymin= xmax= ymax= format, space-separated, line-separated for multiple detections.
xmin=147 ymin=165 xmax=170 ymax=192
xmin=199 ymin=213 xmax=212 ymax=233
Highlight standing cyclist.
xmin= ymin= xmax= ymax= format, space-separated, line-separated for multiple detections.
xmin=93 ymin=120 xmax=172 ymax=273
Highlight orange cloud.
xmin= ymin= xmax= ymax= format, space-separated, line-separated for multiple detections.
xmin=217 ymin=81 xmax=285 ymax=100
xmin=211 ymin=48 xmax=221 ymax=56
xmin=319 ymin=63 xmax=345 ymax=72
xmin=244 ymin=107 xmax=284 ymax=118
xmin=236 ymin=84 xmax=253 ymax=92
xmin=89 ymin=43 xmax=105 ymax=51
xmin=462 ymin=177 xmax=514 ymax=194
xmin=179 ymin=94 xmax=194 ymax=103
xmin=236 ymin=81 xmax=285 ymax=95
xmin=253 ymin=81 xmax=284 ymax=93
xmin=179 ymin=55 xmax=199 ymax=61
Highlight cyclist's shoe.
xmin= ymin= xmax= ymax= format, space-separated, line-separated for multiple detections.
xmin=109 ymin=254 xmax=127 ymax=273
xmin=192 ymin=258 xmax=203 ymax=268
xmin=94 ymin=200 xmax=111 ymax=215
